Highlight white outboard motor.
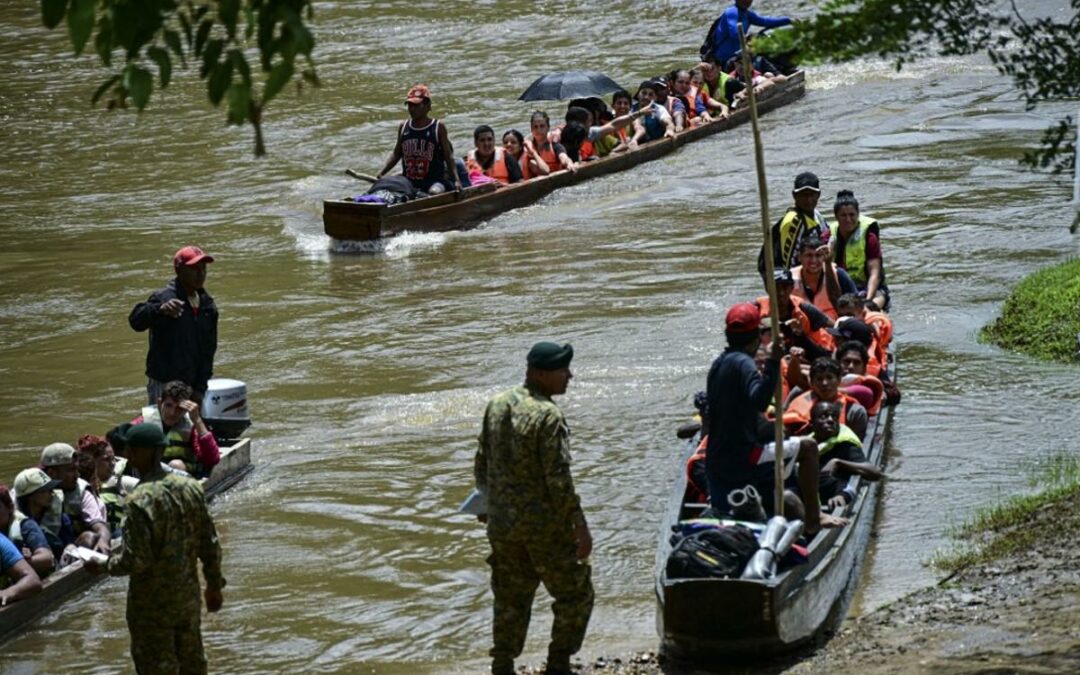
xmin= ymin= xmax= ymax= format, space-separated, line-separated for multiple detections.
xmin=202 ymin=378 xmax=251 ymax=441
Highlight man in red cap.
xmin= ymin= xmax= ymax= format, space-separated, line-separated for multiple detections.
xmin=704 ymin=302 xmax=844 ymax=535
xmin=129 ymin=246 xmax=218 ymax=404
xmin=377 ymin=83 xmax=463 ymax=194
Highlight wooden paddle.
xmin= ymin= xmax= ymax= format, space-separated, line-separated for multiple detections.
xmin=739 ymin=25 xmax=787 ymax=519
xmin=345 ymin=169 xmax=378 ymax=183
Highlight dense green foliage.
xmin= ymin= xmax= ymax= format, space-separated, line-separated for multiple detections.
xmin=760 ymin=0 xmax=1079 ymax=175
xmin=982 ymin=258 xmax=1080 ymax=362
xmin=40 ymin=0 xmax=319 ymax=156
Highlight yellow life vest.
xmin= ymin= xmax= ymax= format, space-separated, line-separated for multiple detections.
xmin=830 ymin=215 xmax=880 ymax=286
xmin=776 ymin=208 xmax=827 ymax=270
xmin=817 ymin=424 xmax=863 ymax=454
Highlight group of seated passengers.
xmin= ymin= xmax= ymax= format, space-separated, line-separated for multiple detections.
xmin=682 ymin=176 xmax=896 ymax=520
xmin=0 ymin=380 xmax=220 ymax=603
xmin=379 ymin=54 xmax=788 ymax=194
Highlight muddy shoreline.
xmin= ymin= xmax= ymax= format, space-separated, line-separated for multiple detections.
xmin=509 ymin=489 xmax=1080 ymax=675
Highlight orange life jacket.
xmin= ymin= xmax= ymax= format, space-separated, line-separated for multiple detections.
xmin=465 ymin=148 xmax=511 ymax=185
xmin=863 ymin=310 xmax=892 ymax=371
xmin=685 ymin=436 xmax=709 ymax=504
xmin=782 ymin=390 xmax=859 ymax=434
xmin=579 ymin=139 xmax=596 ymax=161
xmin=841 ymin=374 xmax=884 ymax=416
xmin=532 ymin=138 xmax=562 ymax=173
xmin=515 ymin=148 xmax=533 ymax=181
xmin=756 ymin=295 xmax=834 ymax=353
xmin=790 ymin=265 xmax=839 ymax=320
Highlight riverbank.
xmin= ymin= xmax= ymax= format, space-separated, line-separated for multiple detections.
xmin=511 ymin=463 xmax=1080 ymax=675
xmin=982 ymin=257 xmax=1080 ymax=363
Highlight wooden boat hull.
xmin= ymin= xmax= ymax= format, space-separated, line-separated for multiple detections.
xmin=324 ymin=72 xmax=807 ymax=241
xmin=656 ymin=357 xmax=894 ymax=660
xmin=0 ymin=438 xmax=253 ymax=644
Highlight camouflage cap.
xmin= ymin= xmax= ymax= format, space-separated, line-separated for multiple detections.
xmin=40 ymin=442 xmax=76 ymax=467
xmin=125 ymin=423 xmax=168 ymax=450
xmin=527 ymin=341 xmax=574 ymax=370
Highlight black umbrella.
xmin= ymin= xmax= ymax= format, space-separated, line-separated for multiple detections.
xmin=518 ymin=71 xmax=623 ymax=102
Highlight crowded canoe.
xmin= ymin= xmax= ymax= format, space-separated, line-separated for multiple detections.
xmin=657 ymin=172 xmax=900 ymax=657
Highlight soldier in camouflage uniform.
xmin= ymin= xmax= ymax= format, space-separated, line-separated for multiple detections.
xmin=88 ymin=423 xmax=224 ymax=675
xmin=474 ymin=341 xmax=594 ymax=675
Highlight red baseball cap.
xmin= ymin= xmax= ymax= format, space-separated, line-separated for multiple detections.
xmin=725 ymin=302 xmax=761 ymax=334
xmin=405 ymin=84 xmax=431 ymax=104
xmin=173 ymin=246 xmax=214 ymax=267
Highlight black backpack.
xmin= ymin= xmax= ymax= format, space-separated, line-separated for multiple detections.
xmin=666 ymin=526 xmax=759 ymax=580
xmin=699 ymin=15 xmax=725 ymax=61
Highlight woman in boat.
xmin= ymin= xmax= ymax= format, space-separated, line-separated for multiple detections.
xmin=502 ymin=129 xmax=546 ymax=181
xmin=465 ymin=126 xmax=523 ymax=186
xmin=526 ymin=111 xmax=576 ymax=174
xmin=76 ymin=434 xmax=126 ymax=536
xmin=0 ymin=483 xmax=54 ymax=578
xmin=830 ymin=190 xmax=890 ymax=310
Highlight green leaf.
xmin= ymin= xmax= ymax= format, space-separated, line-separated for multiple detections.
xmin=244 ymin=5 xmax=255 ymax=41
xmin=229 ymin=49 xmax=251 ymax=86
xmin=124 ymin=64 xmax=153 ymax=110
xmin=282 ymin=9 xmax=314 ymax=57
xmin=194 ymin=17 xmax=212 ymax=57
xmin=207 ymin=60 xmax=233 ymax=106
xmin=94 ymin=15 xmax=112 ymax=66
xmin=261 ymin=59 xmax=293 ymax=106
xmin=41 ymin=0 xmax=68 ymax=29
xmin=91 ymin=74 xmax=119 ymax=105
xmin=179 ymin=11 xmax=192 ymax=48
xmin=219 ymin=0 xmax=240 ymax=39
xmin=200 ymin=38 xmax=224 ymax=78
xmin=164 ymin=29 xmax=185 ymax=67
xmin=226 ymin=82 xmax=250 ymax=124
xmin=66 ymin=0 xmax=96 ymax=55
xmin=147 ymin=46 xmax=172 ymax=88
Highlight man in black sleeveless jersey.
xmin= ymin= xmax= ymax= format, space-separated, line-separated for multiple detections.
xmin=378 ymin=84 xmax=462 ymax=194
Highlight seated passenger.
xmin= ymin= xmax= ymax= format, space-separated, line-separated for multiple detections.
xmin=611 ymin=90 xmax=638 ymax=148
xmin=558 ymin=121 xmax=592 ymax=164
xmin=0 ymin=484 xmax=54 ymax=578
xmin=465 ymin=125 xmax=523 ymax=185
xmin=694 ymin=60 xmax=744 ymax=119
xmin=757 ymin=267 xmax=834 ymax=361
xmin=783 ymin=357 xmax=868 ymax=441
xmin=0 ymin=532 xmax=41 ymax=606
xmin=12 ymin=468 xmax=73 ymax=564
xmin=765 ymin=172 xmax=832 ymax=271
xmin=790 ymin=232 xmax=858 ymax=321
xmin=837 ymin=293 xmax=894 ymax=357
xmin=527 ymin=111 xmax=576 ymax=174
xmin=631 ymin=81 xmax=675 ymax=143
xmin=651 ymin=77 xmax=687 ymax=132
xmin=561 ymin=107 xmax=598 ymax=161
xmin=76 ymin=435 xmax=126 ymax=536
xmin=502 ymin=129 xmax=545 ymax=181
xmin=827 ymin=317 xmax=883 ymax=378
xmin=132 ymin=379 xmax=221 ymax=477
xmin=835 ymin=341 xmax=885 ymax=415
xmin=669 ymin=69 xmax=708 ymax=127
xmin=831 ymin=190 xmax=890 ymax=310
xmin=39 ymin=443 xmax=111 ymax=555
xmin=809 ymin=401 xmax=883 ymax=511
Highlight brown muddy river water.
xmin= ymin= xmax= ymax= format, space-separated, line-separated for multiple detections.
xmin=1 ymin=1 xmax=1077 ymax=673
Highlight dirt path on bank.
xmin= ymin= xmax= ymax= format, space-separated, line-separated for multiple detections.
xmin=514 ymin=491 xmax=1080 ymax=675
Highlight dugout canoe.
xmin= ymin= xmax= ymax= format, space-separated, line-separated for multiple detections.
xmin=655 ymin=354 xmax=895 ymax=661
xmin=0 ymin=437 xmax=253 ymax=644
xmin=323 ymin=71 xmax=806 ymax=241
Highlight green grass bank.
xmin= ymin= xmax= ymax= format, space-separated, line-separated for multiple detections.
xmin=982 ymin=257 xmax=1080 ymax=362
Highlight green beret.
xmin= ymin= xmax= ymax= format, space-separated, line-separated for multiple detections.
xmin=125 ymin=423 xmax=168 ymax=450
xmin=527 ymin=341 xmax=574 ymax=370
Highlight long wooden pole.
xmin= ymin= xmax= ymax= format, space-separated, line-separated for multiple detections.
xmin=738 ymin=26 xmax=787 ymax=518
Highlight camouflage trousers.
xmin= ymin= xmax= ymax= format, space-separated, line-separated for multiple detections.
xmin=487 ymin=534 xmax=594 ymax=673
xmin=128 ymin=614 xmax=207 ymax=675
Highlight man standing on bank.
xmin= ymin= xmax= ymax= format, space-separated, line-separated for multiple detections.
xmin=87 ymin=423 xmax=225 ymax=675
xmin=129 ymin=246 xmax=219 ymax=405
xmin=474 ymin=342 xmax=594 ymax=675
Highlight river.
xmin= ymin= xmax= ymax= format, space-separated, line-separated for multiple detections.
xmin=1 ymin=1 xmax=1077 ymax=673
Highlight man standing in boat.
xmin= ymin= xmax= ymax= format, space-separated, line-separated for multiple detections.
xmin=87 ymin=423 xmax=224 ymax=675
xmin=377 ymin=84 xmax=462 ymax=194
xmin=474 ymin=342 xmax=593 ymax=675
xmin=129 ymin=246 xmax=218 ymax=405
xmin=705 ymin=303 xmax=845 ymax=535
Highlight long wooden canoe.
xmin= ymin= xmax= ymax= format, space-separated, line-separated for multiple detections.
xmin=0 ymin=438 xmax=253 ymax=644
xmin=655 ymin=355 xmax=895 ymax=661
xmin=324 ymin=72 xmax=806 ymax=241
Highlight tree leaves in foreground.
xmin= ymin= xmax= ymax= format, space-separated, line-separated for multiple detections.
xmin=759 ymin=0 xmax=1078 ymax=175
xmin=42 ymin=0 xmax=320 ymax=157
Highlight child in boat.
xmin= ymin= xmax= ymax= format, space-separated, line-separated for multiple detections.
xmin=631 ymin=81 xmax=676 ymax=144
xmin=809 ymin=401 xmax=883 ymax=512
xmin=131 ymin=380 xmax=220 ymax=476
xmin=502 ymin=129 xmax=546 ymax=181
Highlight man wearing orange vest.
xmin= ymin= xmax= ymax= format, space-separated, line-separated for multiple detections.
xmin=784 ymin=356 xmax=868 ymax=441
xmin=757 ymin=267 xmax=834 ymax=361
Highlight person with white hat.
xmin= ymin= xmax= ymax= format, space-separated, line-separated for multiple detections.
xmin=40 ymin=443 xmax=111 ymax=556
